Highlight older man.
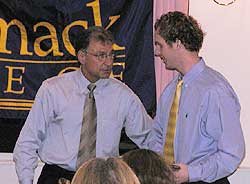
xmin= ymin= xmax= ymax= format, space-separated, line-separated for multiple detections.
xmin=14 ymin=26 xmax=152 ymax=184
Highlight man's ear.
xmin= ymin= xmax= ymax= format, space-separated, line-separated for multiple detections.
xmin=77 ymin=50 xmax=86 ymax=65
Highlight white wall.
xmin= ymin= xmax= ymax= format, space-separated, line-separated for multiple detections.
xmin=189 ymin=0 xmax=250 ymax=167
xmin=0 ymin=153 xmax=43 ymax=184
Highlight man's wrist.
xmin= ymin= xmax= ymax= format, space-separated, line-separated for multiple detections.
xmin=188 ymin=164 xmax=201 ymax=182
xmin=19 ymin=178 xmax=33 ymax=184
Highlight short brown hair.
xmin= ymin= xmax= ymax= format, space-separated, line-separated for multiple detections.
xmin=155 ymin=11 xmax=204 ymax=52
xmin=75 ymin=26 xmax=114 ymax=54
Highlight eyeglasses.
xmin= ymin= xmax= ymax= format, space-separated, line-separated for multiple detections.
xmin=83 ymin=50 xmax=115 ymax=61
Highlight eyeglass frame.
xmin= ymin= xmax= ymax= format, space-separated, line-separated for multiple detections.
xmin=81 ymin=49 xmax=115 ymax=61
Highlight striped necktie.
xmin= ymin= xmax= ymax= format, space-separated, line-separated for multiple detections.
xmin=163 ymin=79 xmax=183 ymax=164
xmin=76 ymin=83 xmax=97 ymax=169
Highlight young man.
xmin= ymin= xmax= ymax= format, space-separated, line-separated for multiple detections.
xmin=13 ymin=26 xmax=152 ymax=184
xmin=149 ymin=11 xmax=245 ymax=184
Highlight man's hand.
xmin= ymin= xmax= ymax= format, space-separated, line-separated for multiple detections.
xmin=173 ymin=163 xmax=189 ymax=184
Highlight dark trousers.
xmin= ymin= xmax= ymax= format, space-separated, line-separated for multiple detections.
xmin=37 ymin=164 xmax=75 ymax=184
xmin=186 ymin=177 xmax=230 ymax=184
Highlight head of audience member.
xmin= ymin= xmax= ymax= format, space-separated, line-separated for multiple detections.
xmin=154 ymin=11 xmax=204 ymax=75
xmin=122 ymin=149 xmax=176 ymax=184
xmin=155 ymin=11 xmax=204 ymax=53
xmin=71 ymin=157 xmax=140 ymax=184
xmin=75 ymin=26 xmax=115 ymax=82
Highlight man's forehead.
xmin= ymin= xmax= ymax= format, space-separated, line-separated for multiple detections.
xmin=88 ymin=40 xmax=113 ymax=52
xmin=154 ymin=32 xmax=164 ymax=43
xmin=89 ymin=38 xmax=112 ymax=45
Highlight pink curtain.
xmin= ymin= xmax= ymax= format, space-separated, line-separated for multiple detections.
xmin=153 ymin=0 xmax=189 ymax=101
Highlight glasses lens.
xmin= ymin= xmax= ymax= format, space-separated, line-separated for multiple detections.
xmin=97 ymin=53 xmax=114 ymax=60
xmin=85 ymin=50 xmax=115 ymax=60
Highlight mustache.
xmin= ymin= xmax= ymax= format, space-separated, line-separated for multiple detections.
xmin=102 ymin=67 xmax=112 ymax=71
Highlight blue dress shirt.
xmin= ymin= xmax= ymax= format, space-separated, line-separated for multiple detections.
xmin=13 ymin=69 xmax=152 ymax=184
xmin=148 ymin=58 xmax=245 ymax=182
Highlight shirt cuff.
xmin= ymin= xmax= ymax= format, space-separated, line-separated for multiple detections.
xmin=188 ymin=164 xmax=202 ymax=182
xmin=19 ymin=178 xmax=33 ymax=184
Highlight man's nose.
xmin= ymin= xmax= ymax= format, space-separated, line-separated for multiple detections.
xmin=154 ymin=49 xmax=161 ymax=57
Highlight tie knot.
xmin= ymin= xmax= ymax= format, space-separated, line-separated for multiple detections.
xmin=177 ymin=80 xmax=183 ymax=88
xmin=87 ymin=83 xmax=96 ymax=92
xmin=87 ymin=83 xmax=96 ymax=98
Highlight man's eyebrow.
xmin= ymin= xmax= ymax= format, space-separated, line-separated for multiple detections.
xmin=154 ymin=41 xmax=161 ymax=46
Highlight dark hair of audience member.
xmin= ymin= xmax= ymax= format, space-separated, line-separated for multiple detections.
xmin=122 ymin=149 xmax=176 ymax=184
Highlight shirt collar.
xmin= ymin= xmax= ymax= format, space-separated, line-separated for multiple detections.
xmin=181 ymin=57 xmax=206 ymax=86
xmin=76 ymin=69 xmax=109 ymax=94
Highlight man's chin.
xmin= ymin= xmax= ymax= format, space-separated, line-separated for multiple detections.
xmin=165 ymin=65 xmax=174 ymax=71
xmin=100 ymin=72 xmax=111 ymax=79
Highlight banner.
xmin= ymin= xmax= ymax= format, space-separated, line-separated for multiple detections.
xmin=0 ymin=0 xmax=155 ymax=118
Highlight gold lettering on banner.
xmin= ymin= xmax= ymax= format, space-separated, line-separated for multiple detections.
xmin=0 ymin=98 xmax=34 ymax=111
xmin=0 ymin=1 xmax=130 ymax=113
xmin=63 ymin=21 xmax=88 ymax=56
xmin=110 ymin=62 xmax=125 ymax=80
xmin=0 ymin=1 xmax=122 ymax=57
xmin=106 ymin=15 xmax=120 ymax=29
xmin=87 ymin=0 xmax=102 ymax=26
xmin=4 ymin=66 xmax=25 ymax=94
xmin=34 ymin=22 xmax=64 ymax=57
xmin=0 ymin=18 xmax=32 ymax=55
xmin=87 ymin=0 xmax=120 ymax=30
xmin=111 ymin=44 xmax=126 ymax=80
xmin=113 ymin=44 xmax=125 ymax=51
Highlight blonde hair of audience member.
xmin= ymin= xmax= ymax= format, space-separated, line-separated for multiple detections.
xmin=71 ymin=157 xmax=140 ymax=184
xmin=122 ymin=149 xmax=176 ymax=184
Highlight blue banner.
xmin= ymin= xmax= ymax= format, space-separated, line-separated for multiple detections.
xmin=0 ymin=0 xmax=155 ymax=118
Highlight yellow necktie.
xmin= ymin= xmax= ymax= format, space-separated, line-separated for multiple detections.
xmin=164 ymin=79 xmax=183 ymax=164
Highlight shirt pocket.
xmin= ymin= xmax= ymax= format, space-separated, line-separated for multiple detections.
xmin=52 ymin=103 xmax=83 ymax=135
